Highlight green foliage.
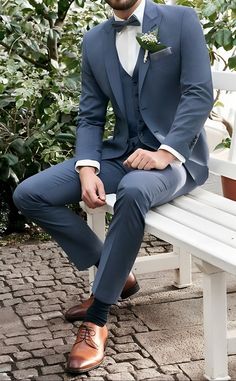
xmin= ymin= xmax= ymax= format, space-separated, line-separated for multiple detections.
xmin=215 ymin=137 xmax=232 ymax=149
xmin=0 ymin=0 xmax=109 ymax=233
xmin=0 ymin=0 xmax=109 ymax=186
xmin=176 ymin=0 xmax=236 ymax=70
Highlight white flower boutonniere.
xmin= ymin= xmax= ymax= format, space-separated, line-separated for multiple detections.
xmin=136 ymin=29 xmax=168 ymax=63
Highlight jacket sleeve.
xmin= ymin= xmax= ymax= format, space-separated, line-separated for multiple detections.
xmin=75 ymin=33 xmax=109 ymax=163
xmin=162 ymin=7 xmax=214 ymax=159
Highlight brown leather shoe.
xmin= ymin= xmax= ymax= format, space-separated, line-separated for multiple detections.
xmin=65 ymin=271 xmax=139 ymax=322
xmin=67 ymin=322 xmax=108 ymax=374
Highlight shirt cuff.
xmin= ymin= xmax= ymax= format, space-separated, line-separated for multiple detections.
xmin=159 ymin=144 xmax=186 ymax=165
xmin=75 ymin=160 xmax=100 ymax=175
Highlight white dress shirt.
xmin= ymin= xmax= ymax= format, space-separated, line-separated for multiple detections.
xmin=76 ymin=0 xmax=185 ymax=173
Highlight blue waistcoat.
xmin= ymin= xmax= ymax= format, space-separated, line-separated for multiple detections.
xmin=119 ymin=56 xmax=161 ymax=151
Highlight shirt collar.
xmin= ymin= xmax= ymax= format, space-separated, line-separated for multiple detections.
xmin=114 ymin=0 xmax=145 ymax=25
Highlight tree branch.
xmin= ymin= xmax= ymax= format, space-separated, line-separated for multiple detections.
xmin=0 ymin=41 xmax=49 ymax=70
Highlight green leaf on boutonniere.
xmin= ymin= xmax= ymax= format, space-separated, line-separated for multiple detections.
xmin=136 ymin=29 xmax=167 ymax=53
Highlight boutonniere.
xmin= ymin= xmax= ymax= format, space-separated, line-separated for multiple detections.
xmin=136 ymin=29 xmax=168 ymax=63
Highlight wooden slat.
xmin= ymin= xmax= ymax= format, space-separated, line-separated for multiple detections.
xmin=171 ymin=196 xmax=236 ymax=231
xmin=145 ymin=211 xmax=236 ymax=275
xmin=189 ymin=189 xmax=236 ymax=215
xmin=153 ymin=203 xmax=236 ymax=249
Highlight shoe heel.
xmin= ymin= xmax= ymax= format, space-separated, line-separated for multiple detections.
xmin=121 ymin=281 xmax=140 ymax=300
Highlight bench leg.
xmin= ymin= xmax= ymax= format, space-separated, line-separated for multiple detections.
xmin=85 ymin=209 xmax=106 ymax=293
xmin=174 ymin=248 xmax=192 ymax=288
xmin=202 ymin=266 xmax=230 ymax=380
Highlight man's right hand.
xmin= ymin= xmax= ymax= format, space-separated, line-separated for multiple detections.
xmin=79 ymin=167 xmax=106 ymax=209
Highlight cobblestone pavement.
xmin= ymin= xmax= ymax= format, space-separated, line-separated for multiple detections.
xmin=1 ymin=235 xmax=236 ymax=381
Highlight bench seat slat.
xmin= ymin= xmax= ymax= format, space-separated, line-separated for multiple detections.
xmin=171 ymin=196 xmax=236 ymax=231
xmin=145 ymin=211 xmax=236 ymax=275
xmin=153 ymin=203 xmax=236 ymax=249
xmin=190 ymin=189 xmax=236 ymax=215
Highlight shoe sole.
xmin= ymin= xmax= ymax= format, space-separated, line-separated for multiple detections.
xmin=120 ymin=281 xmax=140 ymax=299
xmin=67 ymin=359 xmax=103 ymax=374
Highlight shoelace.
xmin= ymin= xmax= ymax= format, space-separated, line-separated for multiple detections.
xmin=76 ymin=324 xmax=98 ymax=349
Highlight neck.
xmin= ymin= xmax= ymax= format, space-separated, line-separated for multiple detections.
xmin=114 ymin=0 xmax=142 ymax=19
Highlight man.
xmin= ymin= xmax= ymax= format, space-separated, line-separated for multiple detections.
xmin=13 ymin=0 xmax=213 ymax=374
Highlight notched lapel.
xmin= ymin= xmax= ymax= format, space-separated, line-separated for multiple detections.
xmin=139 ymin=1 xmax=163 ymax=95
xmin=103 ymin=22 xmax=125 ymax=116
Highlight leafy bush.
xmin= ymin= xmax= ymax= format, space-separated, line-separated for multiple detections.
xmin=0 ymin=0 xmax=109 ymax=233
xmin=176 ymin=0 xmax=236 ymax=70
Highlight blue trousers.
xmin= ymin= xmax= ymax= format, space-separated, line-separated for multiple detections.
xmin=13 ymin=156 xmax=197 ymax=304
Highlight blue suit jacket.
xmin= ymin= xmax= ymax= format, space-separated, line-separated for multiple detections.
xmin=76 ymin=0 xmax=214 ymax=185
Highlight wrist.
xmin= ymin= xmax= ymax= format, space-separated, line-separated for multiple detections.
xmin=158 ymin=149 xmax=176 ymax=163
xmin=79 ymin=166 xmax=96 ymax=175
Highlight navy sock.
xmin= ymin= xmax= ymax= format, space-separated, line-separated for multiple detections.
xmin=84 ymin=297 xmax=111 ymax=327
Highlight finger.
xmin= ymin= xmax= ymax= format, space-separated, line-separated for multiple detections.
xmin=124 ymin=149 xmax=141 ymax=167
xmin=137 ymin=159 xmax=148 ymax=169
xmin=96 ymin=180 xmax=106 ymax=202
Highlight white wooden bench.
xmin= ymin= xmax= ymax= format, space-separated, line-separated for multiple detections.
xmin=81 ymin=71 xmax=236 ymax=381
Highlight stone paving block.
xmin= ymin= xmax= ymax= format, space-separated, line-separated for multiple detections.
xmin=48 ymin=323 xmax=74 ymax=332
xmin=13 ymin=368 xmax=38 ymax=380
xmin=45 ymin=353 xmax=66 ymax=365
xmin=32 ymin=348 xmax=55 ymax=357
xmin=4 ymin=336 xmax=29 ymax=345
xmin=0 ymin=363 xmax=12 ymax=372
xmin=21 ymin=341 xmax=44 ymax=351
xmin=113 ymin=335 xmax=134 ymax=344
xmin=0 ymin=355 xmax=13 ymax=363
xmin=28 ymin=327 xmax=51 ymax=335
xmin=160 ymin=364 xmax=183 ymax=375
xmin=35 ymin=281 xmax=55 ymax=287
xmin=106 ymin=362 xmax=134 ymax=374
xmin=0 ymin=373 xmax=11 ymax=381
xmin=178 ymin=360 xmax=205 ymax=381
xmin=113 ymin=352 xmax=143 ymax=362
xmin=136 ymin=368 xmax=163 ymax=380
xmin=53 ymin=330 xmax=74 ymax=339
xmin=0 ymin=287 xmax=11 ymax=293
xmin=24 ymin=295 xmax=45 ymax=301
xmin=0 ymin=293 xmax=12 ymax=301
xmin=114 ymin=343 xmax=141 ymax=353
xmin=54 ymin=344 xmax=72 ymax=354
xmin=176 ymin=374 xmax=191 ymax=381
xmin=132 ymin=298 xmax=202 ymax=331
xmin=44 ymin=338 xmax=64 ymax=348
xmin=106 ymin=372 xmax=135 ymax=380
xmin=14 ymin=351 xmax=32 ymax=361
xmin=23 ymin=317 xmax=48 ymax=328
xmin=36 ymin=376 xmax=63 ymax=381
xmin=41 ymin=364 xmax=64 ymax=375
xmin=14 ymin=289 xmax=34 ymax=297
xmin=136 ymin=327 xmax=204 ymax=365
xmin=16 ymin=358 xmax=44 ymax=369
xmin=102 ymin=356 xmax=115 ymax=367
xmin=88 ymin=368 xmax=108 ymax=377
xmin=29 ymin=332 xmax=53 ymax=342
xmin=3 ymin=298 xmax=22 ymax=306
xmin=41 ymin=304 xmax=61 ymax=313
xmin=41 ymin=311 xmax=63 ymax=320
xmin=0 ymin=345 xmax=19 ymax=355
xmin=132 ymin=358 xmax=156 ymax=369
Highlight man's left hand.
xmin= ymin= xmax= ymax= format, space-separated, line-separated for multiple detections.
xmin=124 ymin=149 xmax=176 ymax=170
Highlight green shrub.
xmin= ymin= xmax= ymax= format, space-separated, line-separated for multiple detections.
xmin=0 ymin=0 xmax=108 ymax=233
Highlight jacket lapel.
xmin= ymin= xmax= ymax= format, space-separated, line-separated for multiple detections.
xmin=139 ymin=0 xmax=163 ymax=94
xmin=103 ymin=21 xmax=126 ymax=116
xmin=102 ymin=0 xmax=163 ymax=114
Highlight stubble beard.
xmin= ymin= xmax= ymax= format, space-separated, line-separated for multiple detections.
xmin=105 ymin=0 xmax=140 ymax=11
